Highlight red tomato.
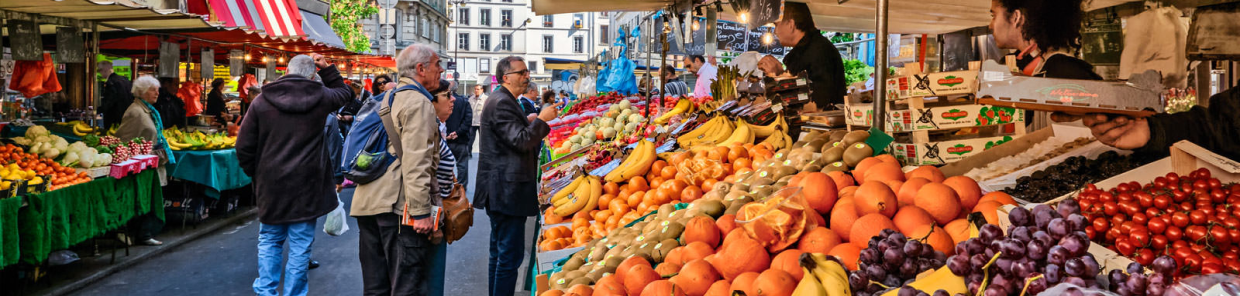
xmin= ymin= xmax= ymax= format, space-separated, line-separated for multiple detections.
xmin=1116 ymin=239 xmax=1137 ymax=256
xmin=1131 ymin=230 xmax=1152 ymax=246
xmin=1166 ymin=225 xmax=1184 ymax=241
xmin=1132 ymin=213 xmax=1150 ymax=225
xmin=1191 ymin=210 xmax=1209 ymax=225
xmin=1093 ymin=218 xmax=1110 ymax=232
xmin=1148 ymin=219 xmax=1168 ymax=234
xmin=1173 ymin=190 xmax=1188 ymax=202
xmin=1187 ymin=225 xmax=1209 ymax=242
xmin=1151 ymin=234 xmax=1169 ymax=250
xmin=1154 ymin=195 xmax=1172 ymax=210
xmin=1211 ymin=226 xmax=1232 ymax=245
xmin=1103 ymin=202 xmax=1120 ymax=216
xmin=1202 ymin=263 xmax=1224 ymax=274
xmin=1135 ymin=248 xmax=1156 ymax=265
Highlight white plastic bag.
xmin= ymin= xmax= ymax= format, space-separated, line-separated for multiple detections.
xmin=324 ymin=196 xmax=350 ymax=236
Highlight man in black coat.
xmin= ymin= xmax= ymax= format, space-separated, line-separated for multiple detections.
xmin=156 ymin=77 xmax=188 ymax=129
xmin=98 ymin=61 xmax=133 ymax=129
xmin=444 ymin=80 xmax=474 ymax=187
xmin=475 ymin=56 xmax=560 ymax=296
xmin=776 ymin=2 xmax=846 ymax=111
xmin=235 ymin=54 xmax=353 ymax=296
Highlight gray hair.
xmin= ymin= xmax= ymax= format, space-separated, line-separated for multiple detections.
xmin=285 ymin=55 xmax=316 ymax=78
xmin=396 ymin=44 xmax=437 ymax=80
xmin=495 ymin=56 xmax=524 ymax=84
xmin=526 ymin=82 xmax=538 ymax=94
xmin=97 ymin=61 xmax=114 ymax=72
xmin=131 ymin=75 xmax=160 ymax=97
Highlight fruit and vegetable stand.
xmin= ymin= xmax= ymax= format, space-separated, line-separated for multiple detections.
xmin=0 ymin=169 xmax=162 ymax=270
xmin=165 ymin=149 xmax=251 ymax=198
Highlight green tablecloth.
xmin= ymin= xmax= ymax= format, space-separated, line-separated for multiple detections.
xmin=167 ymin=149 xmax=252 ymax=198
xmin=0 ymin=197 xmax=20 ymax=268
xmin=15 ymin=170 xmax=162 ymax=266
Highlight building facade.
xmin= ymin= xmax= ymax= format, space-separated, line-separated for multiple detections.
xmin=360 ymin=0 xmax=451 ymax=59
xmin=446 ymin=0 xmax=608 ymax=93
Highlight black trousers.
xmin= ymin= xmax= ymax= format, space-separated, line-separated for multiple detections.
xmin=357 ymin=213 xmax=431 ymax=296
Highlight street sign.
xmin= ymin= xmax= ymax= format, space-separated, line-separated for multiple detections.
xmin=447 ymin=61 xmax=457 ymax=70
xmin=378 ymin=8 xmax=398 ymax=25
xmin=377 ymin=0 xmax=397 ymax=9
xmin=380 ymin=25 xmax=395 ymax=39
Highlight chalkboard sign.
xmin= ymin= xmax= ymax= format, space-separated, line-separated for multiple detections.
xmin=748 ymin=0 xmax=784 ymax=28
xmin=7 ymin=20 xmax=43 ymax=61
xmin=940 ymin=30 xmax=972 ymax=71
xmin=1081 ymin=19 xmax=1123 ymax=66
xmin=1186 ymin=3 xmax=1240 ymax=60
xmin=55 ymin=27 xmax=85 ymax=63
xmin=229 ymin=49 xmax=244 ymax=77
xmin=201 ymin=48 xmax=214 ymax=80
xmin=159 ymin=41 xmax=181 ymax=78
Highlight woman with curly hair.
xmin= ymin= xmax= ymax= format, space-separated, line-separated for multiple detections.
xmin=989 ymin=0 xmax=1101 ymax=130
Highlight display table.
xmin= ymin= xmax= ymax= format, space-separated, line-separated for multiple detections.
xmin=0 ymin=124 xmax=84 ymax=143
xmin=166 ymin=149 xmax=252 ymax=198
xmin=2 ymin=170 xmax=163 ymax=268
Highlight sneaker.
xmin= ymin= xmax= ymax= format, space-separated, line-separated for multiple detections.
xmin=309 ymin=260 xmax=320 ymax=270
xmin=116 ymin=233 xmax=132 ymax=246
xmin=139 ymin=238 xmax=163 ymax=246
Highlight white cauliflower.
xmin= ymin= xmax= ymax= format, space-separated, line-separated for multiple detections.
xmin=24 ymin=125 xmax=49 ymax=139
xmin=97 ymin=153 xmax=113 ymax=166
xmin=79 ymin=149 xmax=99 ymax=168
xmin=53 ymin=136 xmax=69 ymax=151
xmin=34 ymin=136 xmax=51 ymax=144
xmin=29 ymin=142 xmax=43 ymax=154
xmin=61 ymin=151 xmax=80 ymax=167
xmin=68 ymin=142 xmax=89 ymax=154
xmin=42 ymin=147 xmax=60 ymax=159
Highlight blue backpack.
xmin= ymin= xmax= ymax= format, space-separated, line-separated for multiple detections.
xmin=341 ymin=83 xmax=433 ymax=184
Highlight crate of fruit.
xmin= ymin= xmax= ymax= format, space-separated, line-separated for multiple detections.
xmin=885 ymin=69 xmax=980 ymax=100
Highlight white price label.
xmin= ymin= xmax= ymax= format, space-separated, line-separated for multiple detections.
xmin=983 ymin=71 xmax=1005 ymax=82
xmin=771 ymin=103 xmax=783 ymax=113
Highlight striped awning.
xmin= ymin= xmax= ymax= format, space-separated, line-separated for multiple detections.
xmin=208 ymin=0 xmax=304 ymax=39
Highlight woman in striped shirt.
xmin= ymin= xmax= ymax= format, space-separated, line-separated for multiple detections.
xmin=427 ymin=79 xmax=457 ymax=296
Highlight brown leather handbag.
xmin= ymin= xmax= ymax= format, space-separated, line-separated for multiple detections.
xmin=439 ymin=179 xmax=473 ymax=244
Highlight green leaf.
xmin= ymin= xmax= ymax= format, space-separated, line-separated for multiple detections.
xmin=330 ymin=0 xmax=380 ymax=53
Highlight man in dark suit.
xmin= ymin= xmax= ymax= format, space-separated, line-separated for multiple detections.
xmin=475 ymin=56 xmax=560 ymax=296
xmin=98 ymin=61 xmax=133 ymax=129
xmin=444 ymin=80 xmax=474 ymax=188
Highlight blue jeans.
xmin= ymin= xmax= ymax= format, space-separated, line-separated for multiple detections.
xmin=254 ymin=221 xmax=316 ymax=296
xmin=428 ymin=241 xmax=447 ymax=296
xmin=487 ymin=211 xmax=527 ymax=296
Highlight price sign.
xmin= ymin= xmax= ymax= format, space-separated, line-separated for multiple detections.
xmin=748 ymin=0 xmax=785 ymax=28
xmin=589 ymin=159 xmax=622 ymax=177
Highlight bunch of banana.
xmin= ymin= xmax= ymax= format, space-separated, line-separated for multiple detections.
xmin=760 ymin=128 xmax=794 ymax=150
xmin=604 ymin=139 xmax=656 ymax=183
xmin=748 ymin=115 xmax=788 ymax=138
xmin=715 ymin=119 xmax=755 ymax=147
xmin=796 ymin=253 xmax=851 ymax=296
xmin=654 ymin=99 xmax=694 ymax=124
xmin=164 ymin=127 xmax=238 ymax=150
xmin=551 ymin=175 xmax=602 ymax=217
xmin=676 ymin=116 xmax=735 ymax=147
xmin=72 ymin=122 xmax=97 ymax=136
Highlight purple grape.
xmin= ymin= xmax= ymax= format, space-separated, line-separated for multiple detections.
xmin=996 ymin=258 xmax=1014 ymax=276
xmin=1009 ymin=206 xmax=1031 ymax=226
xmin=1033 ymin=230 xmax=1054 ymax=246
xmin=883 ymin=275 xmax=901 ymax=288
xmin=1027 ymin=276 xmax=1049 ymax=294
xmin=900 ymin=260 xmax=918 ymax=276
xmin=1048 ymin=218 xmax=1069 ymax=238
xmin=1002 ymin=239 xmax=1027 ymax=258
xmin=1033 ymin=205 xmax=1056 ymax=227
xmin=1108 ymin=269 xmax=1128 ymax=288
xmin=1048 ymin=245 xmax=1070 ymax=265
xmin=1127 ymin=262 xmax=1144 ymax=275
xmin=905 ymin=241 xmax=923 ymax=257
xmin=954 ymin=244 xmax=969 ymax=257
xmin=979 ymin=224 xmax=1003 ymax=242
xmin=967 ymin=273 xmax=984 ymax=284
xmin=1147 ymin=283 xmax=1166 ymax=296
xmin=1046 ymin=264 xmax=1063 ymax=284
xmin=947 ymin=255 xmax=969 ymax=275
xmin=983 ymin=288 xmax=1005 ymax=296
xmin=1065 ymin=258 xmax=1086 ymax=277
xmin=1067 ymin=214 xmax=1088 ymax=232
xmin=967 ymin=282 xmax=983 ymax=296
xmin=920 ymin=244 xmax=936 ymax=257
xmin=1082 ymin=254 xmax=1101 ymax=276
xmin=890 ymin=232 xmax=906 ymax=241
xmin=1126 ymin=274 xmax=1147 ymax=291
xmin=1012 ymin=260 xmax=1034 ymax=277
xmin=898 ymin=286 xmax=918 ymax=296
xmin=1065 ymin=276 xmax=1088 ymax=287
xmin=1148 ymin=273 xmax=1166 ymax=286
xmin=970 ymin=254 xmax=989 ymax=270
xmin=990 ymin=275 xmax=1010 ymax=293
xmin=1117 ymin=286 xmax=1132 ymax=296
xmin=933 ymin=290 xmax=950 ymax=296
xmin=984 ymin=247 xmax=997 ymax=259
xmin=861 ymin=249 xmax=879 ymax=264
xmin=1060 ymin=234 xmax=1088 ymax=256
xmin=917 ymin=291 xmax=929 ymax=296
xmin=1058 ymin=198 xmax=1081 ymax=216
xmin=849 ymin=272 xmax=868 ymax=289
xmin=966 ymin=239 xmax=985 ymax=255
xmin=1027 ymin=240 xmax=1047 ymax=260
xmin=1011 ymin=226 xmax=1033 ymax=243
xmin=885 ymin=248 xmax=905 ymax=264
xmin=1152 ymin=256 xmax=1177 ymax=276
xmin=933 ymin=252 xmax=947 ymax=263
xmin=867 ymin=264 xmax=887 ymax=279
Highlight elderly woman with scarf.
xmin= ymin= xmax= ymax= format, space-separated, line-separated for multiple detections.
xmin=115 ymin=75 xmax=177 ymax=246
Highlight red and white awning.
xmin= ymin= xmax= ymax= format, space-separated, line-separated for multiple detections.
xmin=208 ymin=0 xmax=304 ymax=39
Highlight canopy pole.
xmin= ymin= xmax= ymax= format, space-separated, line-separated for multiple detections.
xmin=872 ymin=0 xmax=889 ymax=129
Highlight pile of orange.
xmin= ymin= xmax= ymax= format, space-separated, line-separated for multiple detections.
xmin=0 ymin=144 xmax=92 ymax=191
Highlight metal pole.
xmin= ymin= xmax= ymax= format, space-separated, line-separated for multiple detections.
xmin=872 ymin=0 xmax=889 ymax=129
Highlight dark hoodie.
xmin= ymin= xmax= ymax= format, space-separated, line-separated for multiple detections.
xmin=236 ymin=65 xmax=355 ymax=224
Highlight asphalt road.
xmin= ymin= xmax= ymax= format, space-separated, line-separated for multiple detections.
xmin=69 ymin=154 xmax=537 ymax=296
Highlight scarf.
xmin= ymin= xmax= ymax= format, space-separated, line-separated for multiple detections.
xmin=140 ymin=100 xmax=176 ymax=164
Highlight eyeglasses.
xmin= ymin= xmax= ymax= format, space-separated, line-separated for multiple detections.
xmin=505 ymin=69 xmax=530 ymax=76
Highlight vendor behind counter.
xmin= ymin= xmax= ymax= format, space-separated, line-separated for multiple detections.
xmin=775 ymin=2 xmax=847 ymax=112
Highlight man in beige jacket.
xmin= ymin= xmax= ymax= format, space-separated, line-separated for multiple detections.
xmin=350 ymin=43 xmax=443 ymax=295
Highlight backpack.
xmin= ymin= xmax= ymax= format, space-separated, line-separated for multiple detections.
xmin=341 ymin=83 xmax=432 ymax=184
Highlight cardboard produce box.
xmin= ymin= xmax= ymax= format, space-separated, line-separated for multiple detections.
xmin=939 ymin=124 xmax=1127 ymax=192
xmin=845 ymin=103 xmax=874 ymax=126
xmin=975 ymin=60 xmax=1164 ymax=117
xmin=885 ymin=69 xmax=980 ymax=100
xmin=887 ymin=104 xmax=1024 ymax=132
xmin=1037 ymin=140 xmax=1240 ymax=206
xmin=890 ymin=134 xmax=1015 ymax=166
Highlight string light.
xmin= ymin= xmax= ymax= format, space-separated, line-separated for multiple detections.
xmin=739 ymin=12 xmax=749 ymax=23
xmin=692 ymin=20 xmax=700 ymax=31
xmin=262 ymin=55 xmax=269 ymax=63
xmin=762 ymin=32 xmax=773 ymax=45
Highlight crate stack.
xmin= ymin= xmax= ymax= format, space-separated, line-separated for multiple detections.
xmin=764 ymin=73 xmax=813 ymax=133
xmin=881 ymin=64 xmax=1027 ymax=166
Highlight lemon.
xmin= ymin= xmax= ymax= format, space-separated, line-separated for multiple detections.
xmin=28 ymin=176 xmax=42 ymax=185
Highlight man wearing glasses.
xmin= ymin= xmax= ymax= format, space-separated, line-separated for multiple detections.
xmin=475 ymin=56 xmax=560 ymax=296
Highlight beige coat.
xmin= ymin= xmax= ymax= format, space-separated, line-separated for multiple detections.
xmin=115 ymin=100 xmax=167 ymax=185
xmin=351 ymin=78 xmax=442 ymax=217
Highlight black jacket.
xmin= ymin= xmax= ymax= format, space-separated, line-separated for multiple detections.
xmin=155 ymin=88 xmax=187 ymax=129
xmin=1137 ymin=87 xmax=1240 ymax=161
xmin=236 ymin=66 xmax=355 ymax=224
xmin=101 ymin=73 xmax=134 ymax=129
xmin=1017 ymin=54 xmax=1102 ymax=80
xmin=784 ymin=32 xmax=847 ymax=108
xmin=474 ymin=87 xmax=551 ymax=216
xmin=324 ymin=113 xmax=344 ymax=184
xmin=205 ymin=89 xmax=227 ymax=119
xmin=445 ymin=93 xmax=473 ymax=153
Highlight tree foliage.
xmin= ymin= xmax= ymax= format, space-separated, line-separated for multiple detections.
xmin=330 ymin=0 xmax=379 ymax=53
